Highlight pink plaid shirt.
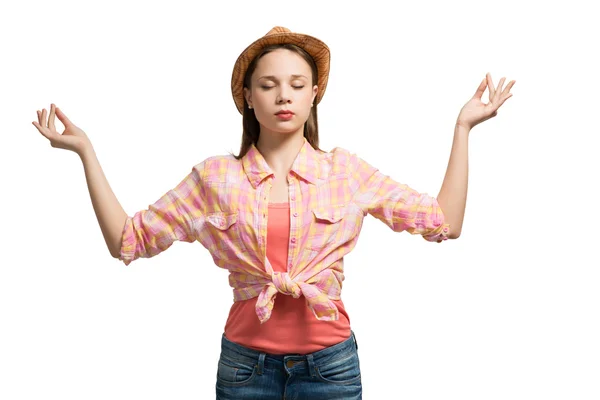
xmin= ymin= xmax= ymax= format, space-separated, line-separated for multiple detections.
xmin=119 ymin=137 xmax=450 ymax=323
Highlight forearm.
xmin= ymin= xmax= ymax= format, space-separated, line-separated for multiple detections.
xmin=79 ymin=144 xmax=128 ymax=258
xmin=436 ymin=123 xmax=470 ymax=238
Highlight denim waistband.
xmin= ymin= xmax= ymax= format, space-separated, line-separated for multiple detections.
xmin=220 ymin=330 xmax=358 ymax=375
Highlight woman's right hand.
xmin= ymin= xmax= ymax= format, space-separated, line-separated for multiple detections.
xmin=32 ymin=103 xmax=91 ymax=156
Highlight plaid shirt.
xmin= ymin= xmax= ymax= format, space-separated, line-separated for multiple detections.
xmin=119 ymin=137 xmax=450 ymax=324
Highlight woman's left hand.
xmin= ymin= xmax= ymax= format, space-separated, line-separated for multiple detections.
xmin=456 ymin=72 xmax=516 ymax=130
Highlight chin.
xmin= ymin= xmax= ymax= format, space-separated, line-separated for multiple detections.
xmin=267 ymin=124 xmax=304 ymax=134
xmin=275 ymin=129 xmax=301 ymax=135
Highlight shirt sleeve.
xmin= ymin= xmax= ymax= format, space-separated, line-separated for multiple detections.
xmin=348 ymin=151 xmax=450 ymax=243
xmin=118 ymin=162 xmax=206 ymax=266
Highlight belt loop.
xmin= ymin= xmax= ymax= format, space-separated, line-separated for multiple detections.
xmin=257 ymin=353 xmax=266 ymax=375
xmin=306 ymin=353 xmax=316 ymax=377
xmin=352 ymin=330 xmax=358 ymax=350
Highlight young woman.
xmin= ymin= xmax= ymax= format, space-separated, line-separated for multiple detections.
xmin=32 ymin=26 xmax=515 ymax=400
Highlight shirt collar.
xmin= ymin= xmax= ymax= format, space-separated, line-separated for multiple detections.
xmin=242 ymin=136 xmax=321 ymax=188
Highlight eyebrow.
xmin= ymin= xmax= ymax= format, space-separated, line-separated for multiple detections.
xmin=257 ymin=74 xmax=308 ymax=81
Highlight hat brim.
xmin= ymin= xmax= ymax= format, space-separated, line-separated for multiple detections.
xmin=231 ymin=32 xmax=330 ymax=114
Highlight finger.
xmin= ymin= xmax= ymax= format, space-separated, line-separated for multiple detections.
xmin=498 ymin=93 xmax=514 ymax=107
xmin=48 ymin=104 xmax=56 ymax=132
xmin=491 ymin=92 xmax=514 ymax=110
xmin=37 ymin=110 xmax=42 ymax=125
xmin=496 ymin=77 xmax=506 ymax=96
xmin=501 ymin=80 xmax=516 ymax=96
xmin=55 ymin=106 xmax=73 ymax=127
xmin=473 ymin=78 xmax=487 ymax=100
xmin=486 ymin=72 xmax=495 ymax=98
xmin=41 ymin=108 xmax=47 ymax=128
xmin=32 ymin=120 xmax=50 ymax=139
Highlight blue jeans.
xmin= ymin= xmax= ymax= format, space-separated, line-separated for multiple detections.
xmin=215 ymin=330 xmax=362 ymax=399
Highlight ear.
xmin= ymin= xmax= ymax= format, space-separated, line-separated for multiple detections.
xmin=243 ymin=87 xmax=252 ymax=108
xmin=312 ymin=85 xmax=318 ymax=104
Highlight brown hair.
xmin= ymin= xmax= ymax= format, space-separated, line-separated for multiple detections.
xmin=229 ymin=43 xmax=324 ymax=160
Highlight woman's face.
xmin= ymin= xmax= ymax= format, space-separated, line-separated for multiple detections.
xmin=244 ymin=48 xmax=318 ymax=137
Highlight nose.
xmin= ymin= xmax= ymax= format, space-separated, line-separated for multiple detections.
xmin=276 ymin=86 xmax=292 ymax=104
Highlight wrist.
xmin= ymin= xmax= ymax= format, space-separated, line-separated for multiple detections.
xmin=455 ymin=121 xmax=471 ymax=135
xmin=78 ymin=141 xmax=95 ymax=160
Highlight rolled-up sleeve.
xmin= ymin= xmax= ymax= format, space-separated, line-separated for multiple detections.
xmin=348 ymin=152 xmax=450 ymax=243
xmin=119 ymin=163 xmax=206 ymax=266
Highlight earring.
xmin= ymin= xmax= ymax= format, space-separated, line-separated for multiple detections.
xmin=248 ymin=105 xmax=253 ymax=109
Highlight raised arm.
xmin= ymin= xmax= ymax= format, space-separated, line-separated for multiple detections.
xmin=438 ymin=73 xmax=516 ymax=237
xmin=33 ymin=104 xmax=128 ymax=259
xmin=33 ymin=104 xmax=205 ymax=266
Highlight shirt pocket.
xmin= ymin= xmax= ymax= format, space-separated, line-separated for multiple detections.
xmin=305 ymin=204 xmax=350 ymax=251
xmin=204 ymin=210 xmax=248 ymax=259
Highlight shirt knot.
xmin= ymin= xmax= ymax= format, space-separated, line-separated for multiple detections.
xmin=271 ymin=271 xmax=302 ymax=298
xmin=254 ymin=273 xmax=340 ymax=324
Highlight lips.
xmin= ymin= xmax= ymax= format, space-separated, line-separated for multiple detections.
xmin=275 ymin=110 xmax=294 ymax=115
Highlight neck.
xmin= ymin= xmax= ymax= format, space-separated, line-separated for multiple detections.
xmin=256 ymin=129 xmax=305 ymax=174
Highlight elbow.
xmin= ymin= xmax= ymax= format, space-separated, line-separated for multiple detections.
xmin=110 ymin=242 xmax=123 ymax=259
xmin=110 ymin=236 xmax=125 ymax=259
xmin=448 ymin=229 xmax=461 ymax=240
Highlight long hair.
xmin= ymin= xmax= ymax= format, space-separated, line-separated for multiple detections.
xmin=229 ymin=43 xmax=324 ymax=160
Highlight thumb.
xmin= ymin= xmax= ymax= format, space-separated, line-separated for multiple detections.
xmin=55 ymin=107 xmax=73 ymax=126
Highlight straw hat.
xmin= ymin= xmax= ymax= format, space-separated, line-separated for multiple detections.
xmin=231 ymin=26 xmax=331 ymax=114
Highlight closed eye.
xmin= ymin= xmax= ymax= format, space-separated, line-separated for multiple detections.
xmin=260 ymin=86 xmax=305 ymax=90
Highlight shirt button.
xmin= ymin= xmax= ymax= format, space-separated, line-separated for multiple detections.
xmin=293 ymin=212 xmax=298 ymax=217
xmin=290 ymin=197 xmax=295 ymax=201
xmin=291 ymin=238 xmax=296 ymax=243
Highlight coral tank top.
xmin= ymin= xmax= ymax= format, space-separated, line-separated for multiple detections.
xmin=223 ymin=201 xmax=351 ymax=354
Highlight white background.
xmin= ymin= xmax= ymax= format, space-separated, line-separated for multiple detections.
xmin=1 ymin=0 xmax=598 ymax=399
